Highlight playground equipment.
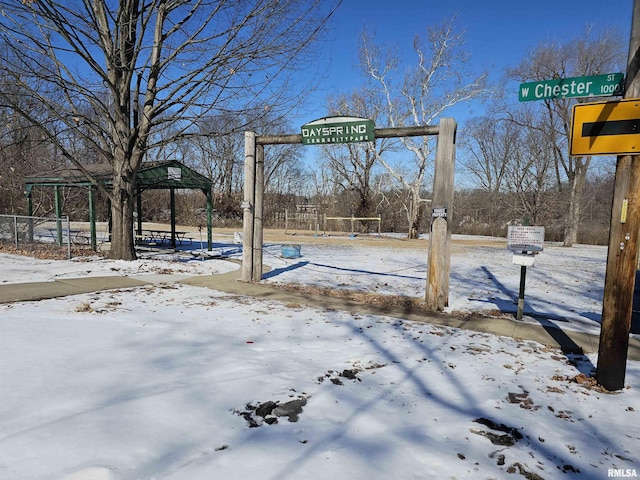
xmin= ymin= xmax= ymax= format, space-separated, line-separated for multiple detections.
xmin=323 ymin=215 xmax=381 ymax=237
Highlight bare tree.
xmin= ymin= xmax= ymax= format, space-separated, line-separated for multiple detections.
xmin=462 ymin=116 xmax=516 ymax=194
xmin=507 ymin=25 xmax=625 ymax=246
xmin=0 ymin=0 xmax=340 ymax=259
xmin=461 ymin=115 xmax=519 ymax=229
xmin=321 ymin=89 xmax=392 ymax=223
xmin=0 ymin=50 xmax=57 ymax=215
xmin=188 ymin=114 xmax=245 ymax=198
xmin=306 ymin=161 xmax=336 ymax=214
xmin=176 ymin=111 xmax=302 ymax=220
xmin=502 ymin=116 xmax=557 ymax=225
xmin=359 ymin=17 xmax=487 ymax=238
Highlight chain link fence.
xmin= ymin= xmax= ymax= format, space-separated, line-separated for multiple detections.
xmin=0 ymin=214 xmax=72 ymax=259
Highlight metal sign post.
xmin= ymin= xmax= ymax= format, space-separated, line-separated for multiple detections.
xmin=517 ymin=263 xmax=527 ymax=321
xmin=508 ymin=226 xmax=545 ymax=320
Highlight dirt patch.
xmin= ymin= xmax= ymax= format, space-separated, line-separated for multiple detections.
xmin=0 ymin=243 xmax=103 ymax=260
xmin=269 ymin=281 xmax=427 ymax=313
xmin=260 ymin=228 xmax=507 ymax=252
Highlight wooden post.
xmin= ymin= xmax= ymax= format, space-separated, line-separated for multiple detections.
xmin=242 ymin=132 xmax=256 ymax=282
xmin=426 ymin=118 xmax=457 ymax=310
xmin=597 ymin=155 xmax=640 ymax=389
xmin=253 ymin=144 xmax=264 ymax=281
xmin=596 ymin=0 xmax=640 ymax=391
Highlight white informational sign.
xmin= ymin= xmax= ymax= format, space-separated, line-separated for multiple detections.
xmin=507 ymin=226 xmax=545 ymax=252
xmin=167 ymin=167 xmax=182 ymax=181
xmin=512 ymin=252 xmax=536 ymax=266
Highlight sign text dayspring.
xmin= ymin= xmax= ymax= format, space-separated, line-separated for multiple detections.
xmin=301 ymin=117 xmax=375 ymax=145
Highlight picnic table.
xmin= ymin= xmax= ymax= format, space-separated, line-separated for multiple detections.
xmin=47 ymin=228 xmax=91 ymax=245
xmin=136 ymin=229 xmax=191 ymax=247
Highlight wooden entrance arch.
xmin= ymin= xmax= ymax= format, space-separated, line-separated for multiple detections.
xmin=242 ymin=118 xmax=456 ymax=311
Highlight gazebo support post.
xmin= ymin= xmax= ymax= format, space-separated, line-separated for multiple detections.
xmin=206 ymin=189 xmax=213 ymax=251
xmin=54 ymin=185 xmax=63 ymax=245
xmin=25 ymin=186 xmax=34 ymax=242
xmin=88 ymin=186 xmax=97 ymax=250
xmin=136 ymin=190 xmax=143 ymax=236
xmin=170 ymin=187 xmax=177 ymax=248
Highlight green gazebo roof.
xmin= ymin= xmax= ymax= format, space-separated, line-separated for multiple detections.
xmin=25 ymin=160 xmax=212 ymax=191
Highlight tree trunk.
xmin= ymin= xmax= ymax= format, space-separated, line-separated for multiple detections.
xmin=408 ymin=186 xmax=421 ymax=239
xmin=107 ymin=162 xmax=137 ymax=260
xmin=563 ymin=158 xmax=590 ymax=247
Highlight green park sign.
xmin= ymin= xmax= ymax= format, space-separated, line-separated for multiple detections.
xmin=301 ymin=117 xmax=375 ymax=145
xmin=519 ymin=73 xmax=624 ymax=102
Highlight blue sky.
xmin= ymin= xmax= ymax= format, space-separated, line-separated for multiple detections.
xmin=296 ymin=0 xmax=634 ymax=126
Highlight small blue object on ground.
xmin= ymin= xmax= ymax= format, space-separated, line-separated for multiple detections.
xmin=281 ymin=245 xmax=301 ymax=259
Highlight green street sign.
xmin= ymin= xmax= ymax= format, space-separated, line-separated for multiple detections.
xmin=301 ymin=117 xmax=375 ymax=145
xmin=519 ymin=73 xmax=624 ymax=102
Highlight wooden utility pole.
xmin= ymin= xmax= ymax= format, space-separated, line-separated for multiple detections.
xmin=253 ymin=145 xmax=265 ymax=281
xmin=426 ymin=118 xmax=457 ymax=310
xmin=596 ymin=0 xmax=640 ymax=391
xmin=242 ymin=132 xmax=256 ymax=282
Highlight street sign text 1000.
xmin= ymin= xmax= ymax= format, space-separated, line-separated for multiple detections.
xmin=519 ymin=73 xmax=624 ymax=102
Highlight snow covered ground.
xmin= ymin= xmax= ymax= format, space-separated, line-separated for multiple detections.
xmin=0 ymin=234 xmax=638 ymax=480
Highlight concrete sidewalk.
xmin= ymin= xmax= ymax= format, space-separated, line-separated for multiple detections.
xmin=1 ymin=269 xmax=639 ymax=362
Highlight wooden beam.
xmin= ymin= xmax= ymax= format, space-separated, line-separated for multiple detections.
xmin=257 ymin=133 xmax=301 ymax=145
xmin=375 ymin=125 xmax=439 ymax=138
xmin=256 ymin=125 xmax=440 ymax=145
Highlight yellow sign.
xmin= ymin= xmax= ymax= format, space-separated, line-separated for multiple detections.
xmin=570 ymin=98 xmax=640 ymax=156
